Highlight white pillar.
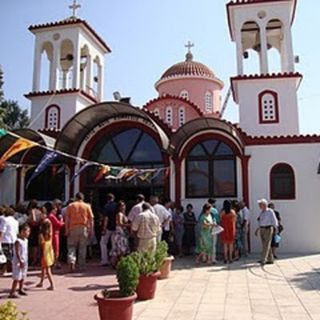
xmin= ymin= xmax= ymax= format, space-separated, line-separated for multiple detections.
xmin=259 ymin=24 xmax=269 ymax=74
xmin=86 ymin=55 xmax=92 ymax=94
xmin=32 ymin=42 xmax=42 ymax=92
xmin=283 ymin=25 xmax=295 ymax=72
xmin=235 ymin=30 xmax=244 ymax=75
xmin=98 ymin=62 xmax=104 ymax=101
xmin=49 ymin=44 xmax=60 ymax=91
xmin=72 ymin=36 xmax=80 ymax=89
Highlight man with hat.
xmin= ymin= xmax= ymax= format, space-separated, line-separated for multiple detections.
xmin=256 ymin=198 xmax=278 ymax=265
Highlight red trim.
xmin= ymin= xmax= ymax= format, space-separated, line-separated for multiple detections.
xmin=243 ymin=134 xmax=320 ymax=146
xmin=258 ymin=90 xmax=279 ymax=124
xmin=25 ymin=88 xmax=98 ymax=104
xmin=179 ymin=132 xmax=243 ymax=160
xmin=226 ymin=0 xmax=297 ymax=39
xmin=231 ymin=72 xmax=303 ymax=81
xmin=16 ymin=167 xmax=22 ymax=204
xmin=240 ymin=155 xmax=250 ymax=206
xmin=45 ymin=104 xmax=61 ymax=129
xmin=29 ymin=18 xmax=111 ymax=53
xmin=270 ymin=163 xmax=296 ymax=200
xmin=38 ymin=129 xmax=60 ymax=139
xmin=173 ymin=158 xmax=182 ymax=206
xmin=80 ymin=121 xmax=170 ymax=196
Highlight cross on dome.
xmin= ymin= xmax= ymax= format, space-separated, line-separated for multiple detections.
xmin=185 ymin=41 xmax=194 ymax=61
xmin=69 ymin=0 xmax=81 ymax=18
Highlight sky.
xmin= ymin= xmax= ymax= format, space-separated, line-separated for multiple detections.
xmin=0 ymin=0 xmax=319 ymax=134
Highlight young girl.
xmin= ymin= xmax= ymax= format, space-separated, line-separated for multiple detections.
xmin=9 ymin=223 xmax=30 ymax=299
xmin=36 ymin=207 xmax=55 ymax=290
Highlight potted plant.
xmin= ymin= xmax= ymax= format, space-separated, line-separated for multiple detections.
xmin=131 ymin=250 xmax=160 ymax=301
xmin=156 ymin=241 xmax=174 ymax=279
xmin=94 ymin=255 xmax=139 ymax=320
xmin=0 ymin=301 xmax=29 ymax=320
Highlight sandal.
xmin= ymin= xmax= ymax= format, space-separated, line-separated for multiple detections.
xmin=18 ymin=290 xmax=28 ymax=296
xmin=8 ymin=293 xmax=20 ymax=299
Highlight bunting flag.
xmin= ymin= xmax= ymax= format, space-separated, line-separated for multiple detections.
xmin=0 ymin=129 xmax=7 ymax=137
xmin=0 ymin=137 xmax=37 ymax=166
xmin=94 ymin=165 xmax=110 ymax=182
xmin=70 ymin=162 xmax=95 ymax=184
xmin=26 ymin=151 xmax=58 ymax=189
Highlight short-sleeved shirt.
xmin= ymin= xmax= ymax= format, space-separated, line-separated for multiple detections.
xmin=153 ymin=204 xmax=171 ymax=228
xmin=103 ymin=201 xmax=117 ymax=231
xmin=241 ymin=207 xmax=251 ymax=223
xmin=0 ymin=216 xmax=19 ymax=244
xmin=210 ymin=207 xmax=220 ymax=225
xmin=258 ymin=209 xmax=278 ymax=228
xmin=66 ymin=201 xmax=94 ymax=230
xmin=131 ymin=210 xmax=160 ymax=239
xmin=128 ymin=202 xmax=144 ymax=223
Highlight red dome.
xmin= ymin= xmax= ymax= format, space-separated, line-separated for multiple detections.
xmin=160 ymin=53 xmax=215 ymax=80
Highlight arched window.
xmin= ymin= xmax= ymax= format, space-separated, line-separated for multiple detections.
xmin=165 ymin=106 xmax=173 ymax=126
xmin=180 ymin=90 xmax=189 ymax=100
xmin=178 ymin=106 xmax=185 ymax=127
xmin=45 ymin=105 xmax=60 ymax=129
xmin=205 ymin=91 xmax=213 ymax=113
xmin=153 ymin=108 xmax=160 ymax=117
xmin=259 ymin=90 xmax=279 ymax=123
xmin=186 ymin=139 xmax=237 ymax=198
xmin=270 ymin=163 xmax=295 ymax=199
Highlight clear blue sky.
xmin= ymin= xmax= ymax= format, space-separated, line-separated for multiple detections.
xmin=0 ymin=0 xmax=319 ymax=134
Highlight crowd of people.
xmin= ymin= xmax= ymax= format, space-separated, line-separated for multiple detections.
xmin=0 ymin=192 xmax=283 ymax=299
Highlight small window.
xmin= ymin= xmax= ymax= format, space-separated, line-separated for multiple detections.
xmin=270 ymin=163 xmax=295 ymax=199
xmin=165 ymin=106 xmax=173 ymax=126
xmin=154 ymin=108 xmax=160 ymax=117
xmin=259 ymin=90 xmax=279 ymax=123
xmin=205 ymin=91 xmax=213 ymax=113
xmin=180 ymin=90 xmax=189 ymax=100
xmin=178 ymin=106 xmax=185 ymax=127
xmin=45 ymin=105 xmax=60 ymax=129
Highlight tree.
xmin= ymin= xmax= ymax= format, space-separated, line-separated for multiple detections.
xmin=0 ymin=66 xmax=30 ymax=130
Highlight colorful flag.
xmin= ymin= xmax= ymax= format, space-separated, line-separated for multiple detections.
xmin=0 ymin=137 xmax=37 ymax=165
xmin=70 ymin=162 xmax=96 ymax=184
xmin=0 ymin=129 xmax=7 ymax=137
xmin=94 ymin=165 xmax=110 ymax=183
xmin=26 ymin=151 xmax=58 ymax=188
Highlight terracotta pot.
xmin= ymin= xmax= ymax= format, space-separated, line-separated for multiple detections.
xmin=159 ymin=256 xmax=174 ymax=279
xmin=136 ymin=272 xmax=160 ymax=300
xmin=94 ymin=290 xmax=137 ymax=320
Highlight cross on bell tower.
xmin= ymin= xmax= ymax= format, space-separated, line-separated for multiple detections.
xmin=69 ymin=0 xmax=81 ymax=18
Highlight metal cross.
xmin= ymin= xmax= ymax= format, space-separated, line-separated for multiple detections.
xmin=69 ymin=0 xmax=81 ymax=17
xmin=185 ymin=41 xmax=194 ymax=53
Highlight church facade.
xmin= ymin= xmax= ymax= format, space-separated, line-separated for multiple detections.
xmin=1 ymin=0 xmax=320 ymax=253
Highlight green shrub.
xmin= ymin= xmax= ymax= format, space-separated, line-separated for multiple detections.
xmin=0 ymin=301 xmax=29 ymax=320
xmin=154 ymin=241 xmax=169 ymax=270
xmin=116 ymin=255 xmax=139 ymax=297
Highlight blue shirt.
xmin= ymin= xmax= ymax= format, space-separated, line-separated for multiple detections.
xmin=211 ymin=207 xmax=220 ymax=225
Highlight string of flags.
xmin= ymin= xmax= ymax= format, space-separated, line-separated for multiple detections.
xmin=0 ymin=129 xmax=169 ymax=188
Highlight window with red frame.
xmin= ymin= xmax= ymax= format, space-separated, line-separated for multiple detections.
xmin=45 ymin=105 xmax=60 ymax=129
xmin=259 ymin=90 xmax=279 ymax=124
xmin=270 ymin=163 xmax=295 ymax=199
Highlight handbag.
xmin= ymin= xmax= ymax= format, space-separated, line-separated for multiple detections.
xmin=212 ymin=225 xmax=224 ymax=235
xmin=0 ymin=243 xmax=7 ymax=265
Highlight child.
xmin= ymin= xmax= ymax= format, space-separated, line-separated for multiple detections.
xmin=36 ymin=207 xmax=55 ymax=290
xmin=9 ymin=223 xmax=30 ymax=299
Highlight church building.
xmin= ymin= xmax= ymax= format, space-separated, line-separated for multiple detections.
xmin=1 ymin=0 xmax=319 ymax=253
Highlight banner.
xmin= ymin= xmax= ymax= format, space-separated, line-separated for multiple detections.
xmin=94 ymin=165 xmax=110 ymax=182
xmin=70 ymin=162 xmax=96 ymax=184
xmin=0 ymin=137 xmax=36 ymax=165
xmin=26 ymin=151 xmax=58 ymax=188
xmin=0 ymin=129 xmax=7 ymax=137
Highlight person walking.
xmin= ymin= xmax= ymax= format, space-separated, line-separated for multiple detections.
xmin=65 ymin=192 xmax=94 ymax=272
xmin=100 ymin=193 xmax=117 ymax=266
xmin=255 ymin=199 xmax=278 ymax=265
xmin=131 ymin=203 xmax=160 ymax=252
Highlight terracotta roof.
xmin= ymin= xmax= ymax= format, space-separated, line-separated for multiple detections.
xmin=29 ymin=18 xmax=111 ymax=53
xmin=24 ymin=88 xmax=98 ymax=104
xmin=231 ymin=72 xmax=302 ymax=81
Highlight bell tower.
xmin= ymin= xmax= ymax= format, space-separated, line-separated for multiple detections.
xmin=25 ymin=1 xmax=111 ymax=131
xmin=227 ymin=0 xmax=301 ymax=137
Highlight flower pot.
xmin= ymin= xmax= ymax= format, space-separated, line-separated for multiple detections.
xmin=94 ymin=290 xmax=137 ymax=320
xmin=136 ymin=272 xmax=160 ymax=300
xmin=159 ymin=256 xmax=174 ymax=279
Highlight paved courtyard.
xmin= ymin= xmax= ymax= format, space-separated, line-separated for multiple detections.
xmin=1 ymin=254 xmax=320 ymax=320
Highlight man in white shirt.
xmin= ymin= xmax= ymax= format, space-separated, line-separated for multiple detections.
xmin=150 ymin=196 xmax=171 ymax=242
xmin=239 ymin=201 xmax=251 ymax=256
xmin=256 ymin=199 xmax=278 ymax=265
xmin=0 ymin=207 xmax=19 ymax=273
xmin=128 ymin=194 xmax=145 ymax=223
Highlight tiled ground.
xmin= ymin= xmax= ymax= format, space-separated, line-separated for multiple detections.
xmin=1 ymin=255 xmax=320 ymax=320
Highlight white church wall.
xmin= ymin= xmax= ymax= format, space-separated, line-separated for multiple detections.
xmin=246 ymin=143 xmax=320 ymax=254
xmin=0 ymin=168 xmax=17 ymax=205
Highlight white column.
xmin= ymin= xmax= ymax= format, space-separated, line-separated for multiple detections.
xmin=98 ymin=62 xmax=104 ymax=101
xmin=86 ymin=55 xmax=92 ymax=94
xmin=283 ymin=25 xmax=295 ymax=72
xmin=72 ymin=36 xmax=80 ymax=89
xmin=259 ymin=23 xmax=269 ymax=74
xmin=32 ymin=42 xmax=42 ymax=92
xmin=235 ymin=30 xmax=244 ymax=75
xmin=49 ymin=43 xmax=60 ymax=91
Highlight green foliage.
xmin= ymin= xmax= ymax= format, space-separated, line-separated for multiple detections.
xmin=154 ymin=241 xmax=169 ymax=270
xmin=129 ymin=241 xmax=169 ymax=276
xmin=0 ymin=301 xmax=29 ymax=320
xmin=116 ymin=255 xmax=139 ymax=297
